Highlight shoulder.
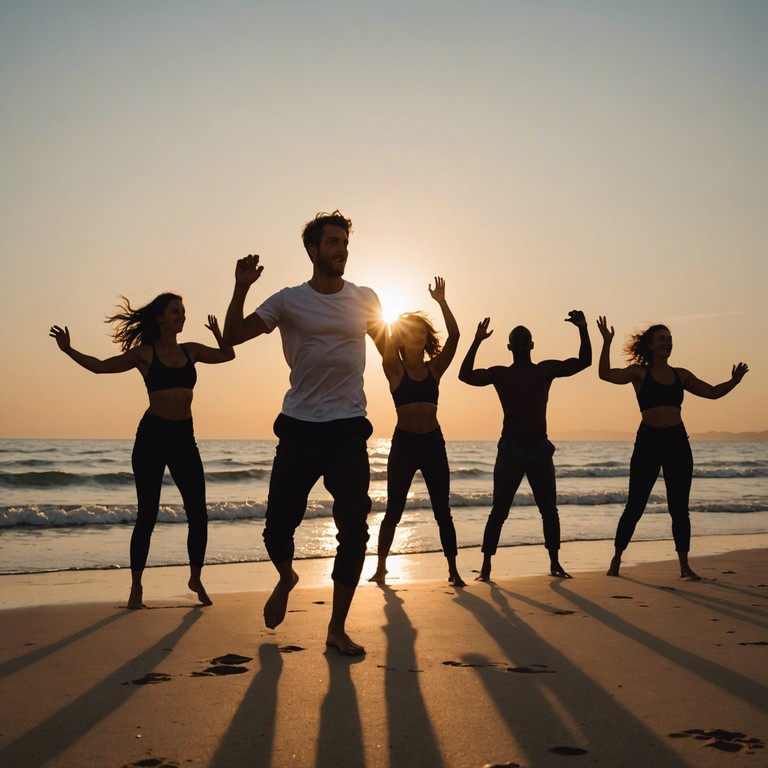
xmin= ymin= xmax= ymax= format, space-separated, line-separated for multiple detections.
xmin=343 ymin=282 xmax=381 ymax=308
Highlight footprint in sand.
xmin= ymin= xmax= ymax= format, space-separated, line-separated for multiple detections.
xmin=550 ymin=746 xmax=588 ymax=756
xmin=192 ymin=652 xmax=253 ymax=677
xmin=121 ymin=759 xmax=180 ymax=768
xmin=506 ymin=664 xmax=555 ymax=674
xmin=553 ymin=610 xmax=576 ymax=615
xmin=278 ymin=645 xmax=306 ymax=653
xmin=124 ymin=673 xmax=173 ymax=686
xmin=668 ymin=728 xmax=765 ymax=753
xmin=610 ymin=595 xmax=633 ymax=600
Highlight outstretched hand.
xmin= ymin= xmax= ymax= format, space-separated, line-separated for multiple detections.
xmin=564 ymin=309 xmax=586 ymax=328
xmin=732 ymin=362 xmax=749 ymax=382
xmin=596 ymin=315 xmax=614 ymax=343
xmin=235 ymin=254 xmax=264 ymax=287
xmin=49 ymin=325 xmax=71 ymax=352
xmin=474 ymin=317 xmax=493 ymax=342
xmin=429 ymin=276 xmax=446 ymax=303
xmin=205 ymin=315 xmax=223 ymax=341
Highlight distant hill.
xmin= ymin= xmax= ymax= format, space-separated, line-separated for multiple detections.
xmin=552 ymin=429 xmax=768 ymax=442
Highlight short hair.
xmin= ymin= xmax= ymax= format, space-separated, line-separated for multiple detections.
xmin=624 ymin=323 xmax=669 ymax=366
xmin=106 ymin=292 xmax=183 ymax=351
xmin=393 ymin=312 xmax=442 ymax=360
xmin=301 ymin=210 xmax=352 ymax=251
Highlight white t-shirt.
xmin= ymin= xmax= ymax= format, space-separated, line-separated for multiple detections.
xmin=255 ymin=281 xmax=382 ymax=422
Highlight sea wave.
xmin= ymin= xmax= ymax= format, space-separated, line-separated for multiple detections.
xmin=3 ymin=494 xmax=766 ymax=528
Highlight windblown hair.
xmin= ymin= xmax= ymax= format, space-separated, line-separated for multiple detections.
xmin=624 ymin=323 xmax=669 ymax=366
xmin=105 ymin=293 xmax=183 ymax=351
xmin=301 ymin=210 xmax=352 ymax=251
xmin=394 ymin=312 xmax=442 ymax=360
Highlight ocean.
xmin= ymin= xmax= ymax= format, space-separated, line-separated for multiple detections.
xmin=1 ymin=438 xmax=766 ymax=575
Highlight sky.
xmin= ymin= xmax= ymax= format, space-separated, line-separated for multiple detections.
xmin=1 ymin=1 xmax=766 ymax=441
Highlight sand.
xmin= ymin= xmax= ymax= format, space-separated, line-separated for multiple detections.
xmin=1 ymin=535 xmax=766 ymax=767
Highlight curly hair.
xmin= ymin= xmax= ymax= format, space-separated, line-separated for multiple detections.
xmin=105 ymin=293 xmax=183 ymax=351
xmin=393 ymin=312 xmax=442 ymax=360
xmin=624 ymin=323 xmax=669 ymax=366
xmin=301 ymin=210 xmax=352 ymax=252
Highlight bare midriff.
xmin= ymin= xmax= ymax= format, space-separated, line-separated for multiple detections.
xmin=395 ymin=402 xmax=440 ymax=434
xmin=146 ymin=388 xmax=194 ymax=420
xmin=640 ymin=405 xmax=683 ymax=428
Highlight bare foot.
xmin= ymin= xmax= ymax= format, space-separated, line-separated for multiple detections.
xmin=326 ymin=630 xmax=365 ymax=656
xmin=264 ymin=570 xmax=299 ymax=629
xmin=128 ymin=585 xmax=145 ymax=609
xmin=606 ymin=555 xmax=621 ymax=577
xmin=475 ymin=568 xmax=491 ymax=582
xmin=188 ymin=577 xmax=213 ymax=606
xmin=449 ymin=571 xmax=466 ymax=587
xmin=550 ymin=564 xmax=572 ymax=579
xmin=368 ymin=568 xmax=387 ymax=584
xmin=680 ymin=565 xmax=701 ymax=580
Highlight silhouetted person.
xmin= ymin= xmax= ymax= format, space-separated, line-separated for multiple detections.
xmin=223 ymin=211 xmax=386 ymax=656
xmin=459 ymin=311 xmax=591 ymax=580
xmin=368 ymin=277 xmax=464 ymax=587
xmin=597 ymin=316 xmax=748 ymax=579
xmin=50 ymin=294 xmax=234 ymax=608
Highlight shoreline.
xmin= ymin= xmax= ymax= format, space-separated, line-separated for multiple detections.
xmin=1 ymin=539 xmax=766 ymax=766
xmin=2 ymin=532 xmax=766 ymax=611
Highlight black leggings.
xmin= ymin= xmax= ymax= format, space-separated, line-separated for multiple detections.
xmin=379 ymin=427 xmax=458 ymax=557
xmin=130 ymin=413 xmax=208 ymax=571
xmin=614 ymin=422 xmax=693 ymax=553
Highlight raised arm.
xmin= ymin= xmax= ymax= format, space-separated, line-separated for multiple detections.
xmin=428 ymin=276 xmax=460 ymax=380
xmin=223 ymin=254 xmax=268 ymax=345
xmin=49 ymin=325 xmax=143 ymax=374
xmin=596 ymin=315 xmax=639 ymax=385
xmin=566 ymin=309 xmax=592 ymax=369
xmin=186 ymin=315 xmax=236 ymax=364
xmin=679 ymin=363 xmax=749 ymax=399
xmin=458 ymin=318 xmax=494 ymax=386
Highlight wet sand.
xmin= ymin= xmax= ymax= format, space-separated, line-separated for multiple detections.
xmin=1 ymin=535 xmax=766 ymax=767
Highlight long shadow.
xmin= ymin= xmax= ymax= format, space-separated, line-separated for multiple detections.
xmin=315 ymin=649 xmax=366 ymax=767
xmin=209 ymin=643 xmax=283 ymax=768
xmin=380 ymin=585 xmax=444 ymax=768
xmin=454 ymin=586 xmax=690 ymax=766
xmin=0 ymin=608 xmax=131 ymax=679
xmin=620 ymin=576 xmax=768 ymax=630
xmin=549 ymin=580 xmax=768 ymax=713
xmin=0 ymin=607 xmax=203 ymax=767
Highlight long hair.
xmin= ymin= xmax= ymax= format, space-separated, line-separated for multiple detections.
xmin=624 ymin=323 xmax=669 ymax=366
xmin=393 ymin=312 xmax=442 ymax=360
xmin=105 ymin=293 xmax=182 ymax=351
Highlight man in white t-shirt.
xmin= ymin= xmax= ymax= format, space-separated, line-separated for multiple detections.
xmin=223 ymin=211 xmax=386 ymax=655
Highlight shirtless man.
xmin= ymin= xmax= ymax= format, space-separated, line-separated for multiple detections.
xmin=459 ymin=311 xmax=591 ymax=580
xmin=223 ymin=211 xmax=386 ymax=655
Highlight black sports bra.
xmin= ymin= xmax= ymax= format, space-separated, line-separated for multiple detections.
xmin=392 ymin=368 xmax=439 ymax=407
xmin=636 ymin=368 xmax=683 ymax=412
xmin=144 ymin=344 xmax=197 ymax=393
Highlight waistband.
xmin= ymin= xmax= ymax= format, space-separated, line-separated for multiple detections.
xmin=636 ymin=422 xmax=688 ymax=437
xmin=138 ymin=412 xmax=194 ymax=430
xmin=392 ymin=426 xmax=443 ymax=441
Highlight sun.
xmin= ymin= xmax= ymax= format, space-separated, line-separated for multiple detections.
xmin=377 ymin=288 xmax=410 ymax=325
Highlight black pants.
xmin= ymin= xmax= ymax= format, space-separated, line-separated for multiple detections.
xmin=380 ymin=426 xmax=458 ymax=557
xmin=482 ymin=438 xmax=560 ymax=555
xmin=264 ymin=414 xmax=373 ymax=588
xmin=130 ymin=413 xmax=208 ymax=571
xmin=614 ymin=422 xmax=693 ymax=552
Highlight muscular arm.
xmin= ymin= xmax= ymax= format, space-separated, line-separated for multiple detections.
xmin=223 ymin=254 xmax=268 ymax=345
xmin=679 ymin=363 xmax=749 ymax=399
xmin=458 ymin=318 xmax=494 ymax=387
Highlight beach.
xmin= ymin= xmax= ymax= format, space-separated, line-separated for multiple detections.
xmin=1 ymin=535 xmax=766 ymax=767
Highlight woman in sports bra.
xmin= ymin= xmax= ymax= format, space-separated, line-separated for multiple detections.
xmin=596 ymin=316 xmax=748 ymax=579
xmin=50 ymin=293 xmax=234 ymax=608
xmin=368 ymin=277 xmax=464 ymax=586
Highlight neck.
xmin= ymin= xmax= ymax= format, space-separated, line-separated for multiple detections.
xmin=309 ymin=271 xmax=344 ymax=294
